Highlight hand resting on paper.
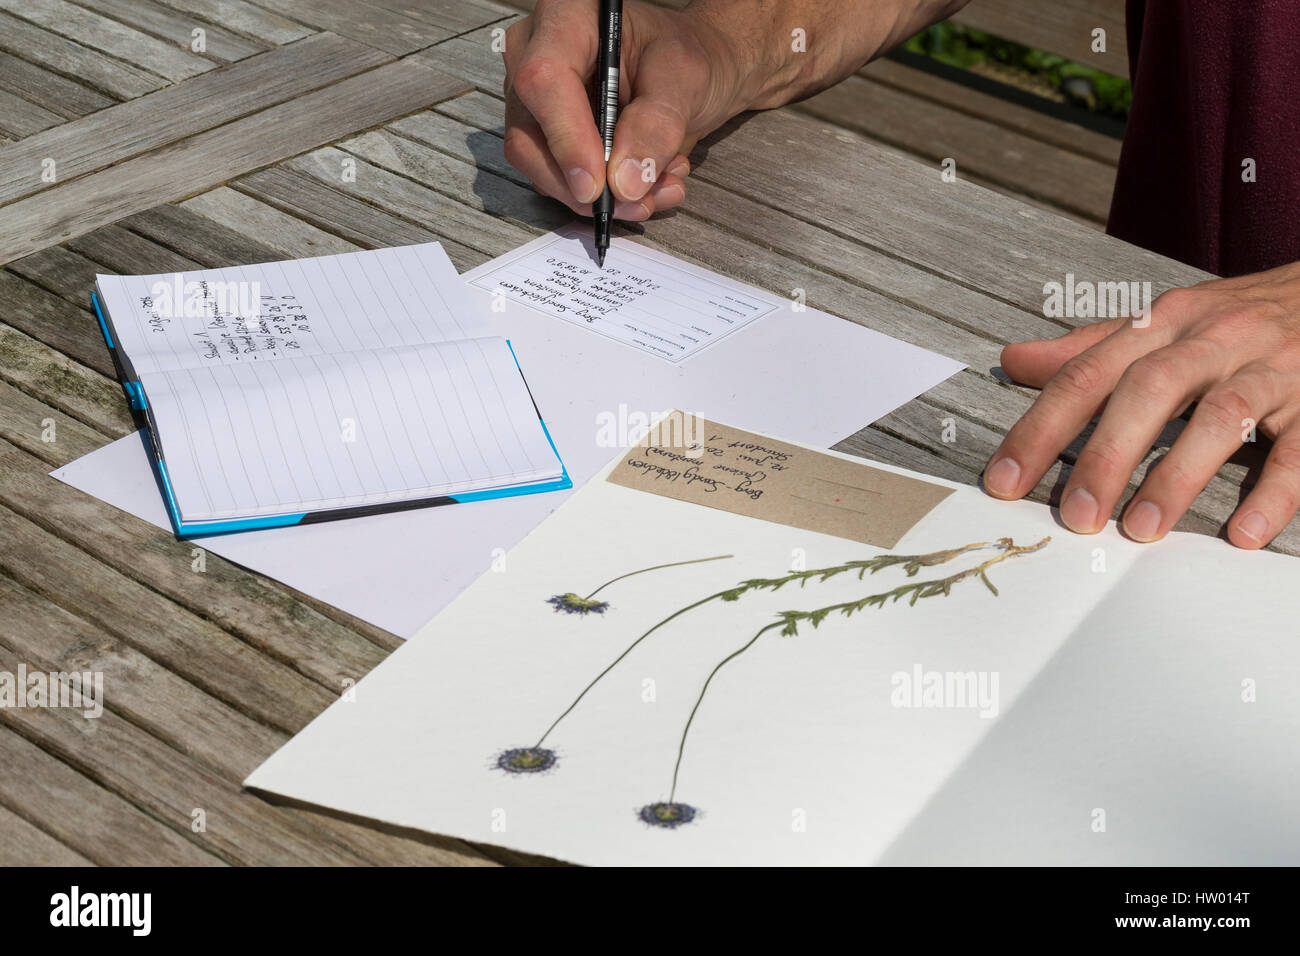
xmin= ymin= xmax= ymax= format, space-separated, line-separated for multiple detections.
xmin=984 ymin=262 xmax=1300 ymax=549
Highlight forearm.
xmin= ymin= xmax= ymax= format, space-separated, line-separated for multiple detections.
xmin=685 ymin=0 xmax=972 ymax=110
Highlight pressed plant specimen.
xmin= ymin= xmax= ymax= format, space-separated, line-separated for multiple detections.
xmin=497 ymin=553 xmax=734 ymax=774
xmin=496 ymin=536 xmax=1050 ymax=809
xmin=545 ymin=554 xmax=733 ymax=615
xmin=640 ymin=535 xmax=1051 ymax=827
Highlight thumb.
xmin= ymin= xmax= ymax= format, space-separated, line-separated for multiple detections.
xmin=608 ymin=39 xmax=703 ymax=203
xmin=1001 ymin=316 xmax=1130 ymax=388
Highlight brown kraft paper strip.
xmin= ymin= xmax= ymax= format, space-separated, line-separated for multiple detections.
xmin=605 ymin=413 xmax=955 ymax=548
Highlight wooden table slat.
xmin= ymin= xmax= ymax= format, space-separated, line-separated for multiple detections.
xmin=0 ymin=801 xmax=94 ymax=865
xmin=71 ymin=0 xmax=272 ymax=64
xmin=151 ymin=0 xmax=313 ymax=46
xmin=0 ymin=0 xmax=217 ymax=82
xmin=797 ymin=73 xmax=1117 ymax=224
xmin=0 ymin=10 xmax=165 ymax=100
xmin=0 ymin=32 xmax=392 ymax=209
xmin=0 ymin=49 xmax=117 ymax=118
xmin=0 ymin=56 xmax=469 ymax=264
xmin=0 ymin=721 xmax=224 ymax=865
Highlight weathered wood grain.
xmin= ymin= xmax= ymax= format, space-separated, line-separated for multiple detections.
xmin=0 ymin=801 xmax=93 ymax=865
xmin=686 ymin=107 xmax=1208 ymax=316
xmin=181 ymin=187 xmax=360 ymax=259
xmin=152 ymin=0 xmax=313 ymax=45
xmin=233 ymin=164 xmax=477 ymax=257
xmin=0 ymin=50 xmax=116 ymax=118
xmin=248 ymin=0 xmax=452 ymax=54
xmin=0 ymin=499 xmax=335 ymax=732
xmin=0 ymin=265 xmax=112 ymax=376
xmin=283 ymin=144 xmax=539 ymax=260
xmin=0 ymin=321 xmax=132 ymax=437
xmin=0 ymin=572 xmax=486 ymax=864
xmin=0 ymin=11 xmax=165 ymax=100
xmin=121 ymin=203 xmax=289 ymax=267
xmin=409 ymin=18 xmax=515 ymax=93
xmin=0 ymin=57 xmax=469 ymax=263
xmin=0 ymin=377 xmax=106 ymax=466
xmin=337 ymin=127 xmax=569 ymax=234
xmin=0 ymin=88 xmax=64 ymax=138
xmin=798 ymin=72 xmax=1117 ymax=223
xmin=1 ymin=440 xmax=395 ymax=694
xmin=0 ymin=641 xmax=380 ymax=865
xmin=0 ymin=636 xmax=495 ymax=865
xmin=864 ymin=56 xmax=1123 ymax=165
xmin=368 ymin=0 xmax=517 ymax=35
xmin=0 ymin=572 xmax=284 ymax=779
xmin=71 ymin=0 xmax=270 ymax=63
xmin=0 ymin=0 xmax=216 ymax=82
xmin=0 ymin=32 xmax=391 ymax=208
xmin=67 ymin=222 xmax=202 ymax=274
xmin=0 ymin=722 xmax=223 ymax=865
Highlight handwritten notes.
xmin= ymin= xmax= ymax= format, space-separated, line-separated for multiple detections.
xmin=606 ymin=413 xmax=954 ymax=547
xmin=95 ymin=243 xmax=487 ymax=376
xmin=92 ymin=243 xmax=565 ymax=527
xmin=468 ymin=231 xmax=779 ymax=363
xmin=137 ymin=279 xmax=314 ymax=365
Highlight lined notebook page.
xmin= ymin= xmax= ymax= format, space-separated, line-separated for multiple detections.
xmin=96 ymin=243 xmax=485 ymax=376
xmin=467 ymin=230 xmax=780 ymax=362
xmin=139 ymin=337 xmax=562 ymax=523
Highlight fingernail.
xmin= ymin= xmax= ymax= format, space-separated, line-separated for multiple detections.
xmin=983 ymin=457 xmax=1021 ymax=497
xmin=613 ymin=200 xmax=650 ymax=221
xmin=566 ymin=167 xmax=597 ymax=204
xmin=1236 ymin=510 xmax=1269 ymax=544
xmin=668 ymin=160 xmax=691 ymax=178
xmin=1060 ymin=487 xmax=1099 ymax=532
xmin=652 ymin=183 xmax=685 ymax=207
xmin=615 ymin=157 xmax=650 ymax=200
xmin=1124 ymin=500 xmax=1162 ymax=541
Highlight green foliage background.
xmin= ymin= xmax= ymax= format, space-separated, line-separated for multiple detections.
xmin=905 ymin=23 xmax=1132 ymax=120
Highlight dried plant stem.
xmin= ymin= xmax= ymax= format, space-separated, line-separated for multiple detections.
xmin=670 ymin=620 xmax=784 ymax=802
xmin=583 ymin=554 xmax=733 ymax=600
xmin=667 ymin=536 xmax=1051 ymax=801
xmin=533 ymin=538 xmax=1040 ymax=749
xmin=534 ymin=587 xmax=732 ymax=748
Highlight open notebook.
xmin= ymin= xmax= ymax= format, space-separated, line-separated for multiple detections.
xmin=92 ymin=243 xmax=569 ymax=536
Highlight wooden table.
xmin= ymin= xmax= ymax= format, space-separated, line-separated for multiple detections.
xmin=1 ymin=0 xmax=1293 ymax=866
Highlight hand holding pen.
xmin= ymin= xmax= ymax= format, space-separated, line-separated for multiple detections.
xmin=499 ymin=1 xmax=736 ymax=236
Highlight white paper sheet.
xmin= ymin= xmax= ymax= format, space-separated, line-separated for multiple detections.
xmin=243 ymin=429 xmax=1300 ymax=866
xmin=53 ymin=231 xmax=965 ymax=637
xmin=467 ymin=229 xmax=779 ymax=362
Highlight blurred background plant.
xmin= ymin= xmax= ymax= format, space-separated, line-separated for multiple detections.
xmin=904 ymin=22 xmax=1132 ymax=120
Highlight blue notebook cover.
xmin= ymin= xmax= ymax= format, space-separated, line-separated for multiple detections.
xmin=92 ymin=293 xmax=571 ymax=539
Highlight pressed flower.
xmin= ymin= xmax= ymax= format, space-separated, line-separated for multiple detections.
xmin=547 ymin=593 xmax=610 ymax=615
xmin=495 ymin=747 xmax=558 ymax=774
xmin=638 ymin=802 xmax=696 ymax=829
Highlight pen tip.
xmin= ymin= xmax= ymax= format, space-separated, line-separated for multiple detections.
xmin=597 ymin=249 xmax=606 ymax=268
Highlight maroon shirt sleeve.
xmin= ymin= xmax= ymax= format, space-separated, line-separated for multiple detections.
xmin=1107 ymin=0 xmax=1300 ymax=277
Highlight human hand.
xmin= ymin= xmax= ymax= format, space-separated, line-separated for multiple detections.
xmin=983 ymin=262 xmax=1300 ymax=548
xmin=501 ymin=0 xmax=752 ymax=221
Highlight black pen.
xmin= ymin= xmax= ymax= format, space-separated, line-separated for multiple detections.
xmin=594 ymin=0 xmax=622 ymax=268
